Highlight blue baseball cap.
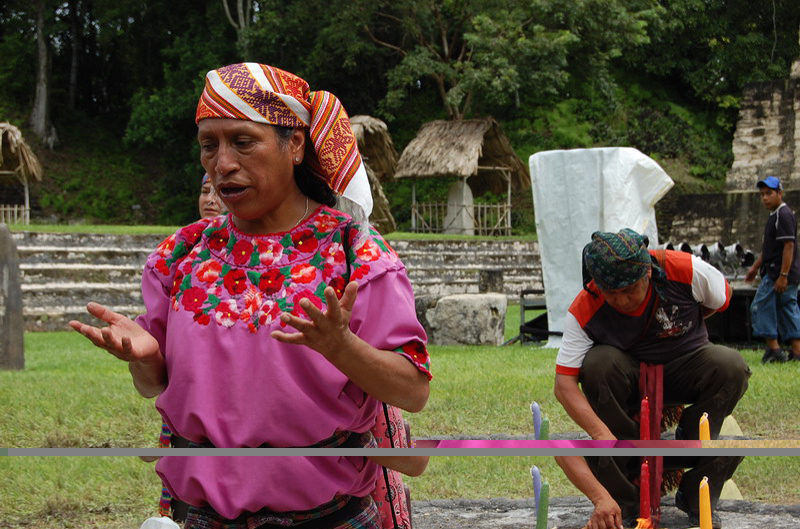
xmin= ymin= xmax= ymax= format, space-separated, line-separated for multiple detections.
xmin=757 ymin=176 xmax=782 ymax=190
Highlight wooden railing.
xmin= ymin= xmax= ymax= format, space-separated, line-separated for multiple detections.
xmin=0 ymin=204 xmax=29 ymax=224
xmin=411 ymin=202 xmax=511 ymax=235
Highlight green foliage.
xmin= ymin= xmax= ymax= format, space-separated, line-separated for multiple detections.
xmin=4 ymin=0 xmax=798 ymax=228
xmin=0 ymin=17 xmax=36 ymax=112
xmin=124 ymin=6 xmax=238 ymax=224
xmin=33 ymin=112 xmax=160 ymax=224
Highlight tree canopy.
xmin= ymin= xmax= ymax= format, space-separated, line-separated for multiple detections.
xmin=0 ymin=0 xmax=798 ymax=226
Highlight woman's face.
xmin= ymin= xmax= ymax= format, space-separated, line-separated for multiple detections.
xmin=198 ymin=119 xmax=305 ymax=233
xmin=198 ymin=180 xmax=225 ymax=219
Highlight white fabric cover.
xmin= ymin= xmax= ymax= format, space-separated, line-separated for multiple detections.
xmin=339 ymin=161 xmax=374 ymax=222
xmin=139 ymin=516 xmax=181 ymax=529
xmin=529 ymin=147 xmax=674 ymax=348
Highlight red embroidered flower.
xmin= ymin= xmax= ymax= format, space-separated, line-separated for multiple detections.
xmin=196 ymin=260 xmax=222 ymax=283
xmin=232 ymin=240 xmax=253 ymax=266
xmin=292 ymin=290 xmax=323 ymax=316
xmin=290 ymin=263 xmax=317 ymax=284
xmin=156 ymin=235 xmax=176 ymax=257
xmin=322 ymin=263 xmax=335 ymax=281
xmin=215 ymin=300 xmax=238 ymax=327
xmin=243 ymin=285 xmax=262 ymax=316
xmin=247 ymin=322 xmax=257 ymax=333
xmin=155 ymin=258 xmax=170 ymax=276
xmin=182 ymin=286 xmax=208 ymax=312
xmin=292 ymin=229 xmax=318 ymax=254
xmin=321 ymin=242 xmax=345 ymax=266
xmin=256 ymin=240 xmax=283 ymax=266
xmin=180 ymin=223 xmax=205 ymax=246
xmin=170 ymin=271 xmax=185 ymax=296
xmin=356 ymin=239 xmax=381 ymax=262
xmin=259 ymin=269 xmax=285 ymax=295
xmin=259 ymin=300 xmax=282 ymax=325
xmin=193 ymin=312 xmax=210 ymax=325
xmin=328 ymin=276 xmax=346 ymax=299
xmin=223 ymin=268 xmax=248 ymax=295
xmin=314 ymin=214 xmax=339 ymax=233
xmin=401 ymin=342 xmax=429 ymax=365
xmin=208 ymin=228 xmax=229 ymax=251
xmin=351 ymin=264 xmax=371 ymax=281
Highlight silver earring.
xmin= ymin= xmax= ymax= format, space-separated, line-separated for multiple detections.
xmin=294 ymin=157 xmax=300 ymax=163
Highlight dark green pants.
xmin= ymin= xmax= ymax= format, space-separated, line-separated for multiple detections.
xmin=585 ymin=456 xmax=744 ymax=519
xmin=579 ymin=343 xmax=751 ymax=439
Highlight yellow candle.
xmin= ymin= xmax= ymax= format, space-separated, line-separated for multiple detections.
xmin=699 ymin=412 xmax=710 ymax=441
xmin=699 ymin=476 xmax=712 ymax=529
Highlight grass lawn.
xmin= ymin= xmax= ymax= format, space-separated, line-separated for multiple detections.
xmin=10 ymin=223 xmax=537 ymax=242
xmin=0 ymin=457 xmax=797 ymax=528
xmin=2 ymin=317 xmax=799 ymax=446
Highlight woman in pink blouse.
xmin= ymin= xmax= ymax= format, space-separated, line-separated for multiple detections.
xmin=71 ymin=62 xmax=430 ymax=529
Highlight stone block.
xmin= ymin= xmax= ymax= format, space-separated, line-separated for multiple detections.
xmin=0 ymin=224 xmax=24 ymax=370
xmin=428 ymin=293 xmax=507 ymax=345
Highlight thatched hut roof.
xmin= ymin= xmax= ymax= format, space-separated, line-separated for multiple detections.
xmin=0 ymin=122 xmax=43 ymax=183
xmin=394 ymin=118 xmax=530 ymax=195
xmin=350 ymin=115 xmax=398 ymax=182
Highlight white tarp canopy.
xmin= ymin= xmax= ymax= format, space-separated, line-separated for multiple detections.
xmin=529 ymin=147 xmax=674 ymax=348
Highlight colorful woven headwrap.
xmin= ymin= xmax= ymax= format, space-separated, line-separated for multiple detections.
xmin=582 ymin=228 xmax=652 ymax=291
xmin=196 ymin=63 xmax=372 ymax=218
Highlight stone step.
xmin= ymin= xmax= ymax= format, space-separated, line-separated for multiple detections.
xmin=17 ymin=246 xmax=153 ymax=265
xmin=22 ymin=282 xmax=143 ymax=311
xmin=12 ymin=231 xmax=545 ymax=332
xmin=11 ymin=231 xmax=167 ymax=249
xmin=20 ymin=263 xmax=143 ymax=284
xmin=24 ymin=304 xmax=144 ymax=332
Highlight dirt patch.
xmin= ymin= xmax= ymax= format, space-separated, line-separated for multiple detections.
xmin=413 ymin=497 xmax=800 ymax=529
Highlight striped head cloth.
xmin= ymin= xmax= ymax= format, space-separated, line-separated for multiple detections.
xmin=582 ymin=228 xmax=651 ymax=291
xmin=196 ymin=63 xmax=372 ymax=218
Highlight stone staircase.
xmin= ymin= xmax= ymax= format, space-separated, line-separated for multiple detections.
xmin=11 ymin=231 xmax=543 ymax=331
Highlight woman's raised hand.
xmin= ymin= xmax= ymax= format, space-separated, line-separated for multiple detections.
xmin=271 ymin=281 xmax=360 ymax=360
xmin=69 ymin=302 xmax=161 ymax=363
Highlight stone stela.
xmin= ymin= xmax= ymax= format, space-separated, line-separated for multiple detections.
xmin=0 ymin=223 xmax=24 ymax=369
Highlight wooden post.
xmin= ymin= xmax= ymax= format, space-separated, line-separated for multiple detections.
xmin=411 ymin=180 xmax=417 ymax=232
xmin=0 ymin=223 xmax=25 ymax=370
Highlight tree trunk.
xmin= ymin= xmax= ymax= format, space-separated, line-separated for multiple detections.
xmin=30 ymin=0 xmax=49 ymax=140
xmin=30 ymin=0 xmax=56 ymax=148
xmin=68 ymin=0 xmax=80 ymax=110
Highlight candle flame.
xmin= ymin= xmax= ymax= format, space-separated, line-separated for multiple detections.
xmin=634 ymin=517 xmax=654 ymax=529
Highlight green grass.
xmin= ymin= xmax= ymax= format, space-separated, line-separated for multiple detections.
xmin=9 ymin=223 xmax=181 ymax=235
xmin=9 ymin=224 xmax=537 ymax=241
xmin=0 ymin=333 xmax=162 ymax=447
xmin=0 ymin=457 xmax=797 ymax=528
xmin=3 ymin=327 xmax=799 ymax=446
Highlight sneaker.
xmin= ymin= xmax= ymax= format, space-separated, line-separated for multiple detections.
xmin=761 ymin=347 xmax=788 ymax=363
xmin=675 ymin=490 xmax=722 ymax=529
xmin=788 ymin=352 xmax=800 ymax=362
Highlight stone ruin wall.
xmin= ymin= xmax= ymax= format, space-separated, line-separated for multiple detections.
xmin=726 ymin=76 xmax=800 ymax=191
xmin=657 ymin=191 xmax=795 ymax=252
xmin=663 ymin=62 xmax=800 ymax=251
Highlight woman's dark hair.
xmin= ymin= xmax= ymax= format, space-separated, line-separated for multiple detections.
xmin=274 ymin=125 xmax=337 ymax=207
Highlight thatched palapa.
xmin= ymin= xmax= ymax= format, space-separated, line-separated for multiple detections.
xmin=0 ymin=123 xmax=43 ymax=183
xmin=0 ymin=123 xmax=43 ymax=224
xmin=348 ymin=115 xmax=397 ymax=234
xmin=394 ymin=118 xmax=529 ymax=195
xmin=350 ymin=115 xmax=398 ymax=182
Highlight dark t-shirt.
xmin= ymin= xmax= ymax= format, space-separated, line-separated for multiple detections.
xmin=760 ymin=203 xmax=800 ymax=283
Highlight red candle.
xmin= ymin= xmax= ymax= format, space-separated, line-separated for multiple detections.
xmin=640 ymin=397 xmax=650 ymax=440
xmin=640 ymin=459 xmax=651 ymax=519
